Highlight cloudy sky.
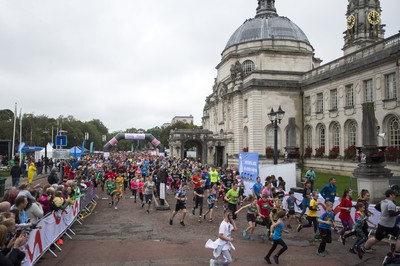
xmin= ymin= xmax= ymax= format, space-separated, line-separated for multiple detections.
xmin=1 ymin=0 xmax=399 ymax=132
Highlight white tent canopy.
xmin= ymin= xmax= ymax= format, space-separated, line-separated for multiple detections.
xmin=34 ymin=143 xmax=54 ymax=161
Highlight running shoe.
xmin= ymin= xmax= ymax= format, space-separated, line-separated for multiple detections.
xmin=198 ymin=216 xmax=202 ymax=222
xmin=349 ymin=248 xmax=356 ymax=254
xmin=339 ymin=235 xmax=345 ymax=245
xmin=248 ymin=236 xmax=254 ymax=241
xmin=114 ymin=206 xmax=118 ymax=210
xmin=141 ymin=202 xmax=145 ymax=208
xmin=356 ymin=246 xmax=365 ymax=259
xmin=146 ymin=210 xmax=150 ymax=213
xmin=243 ymin=230 xmax=247 ymax=238
xmin=287 ymin=225 xmax=292 ymax=229
xmin=209 ymin=218 xmax=213 ymax=222
xmin=209 ymin=259 xmax=215 ymax=266
xmin=169 ymin=219 xmax=173 ymax=225
xmin=382 ymin=255 xmax=391 ymax=266
xmin=316 ymin=251 xmax=325 ymax=257
xmin=297 ymin=224 xmax=303 ymax=232
xmin=180 ymin=221 xmax=185 ymax=226
xmin=192 ymin=208 xmax=195 ymax=215
xmin=264 ymin=256 xmax=271 ymax=264
xmin=203 ymin=214 xmax=206 ymax=220
xmin=273 ymin=255 xmax=279 ymax=264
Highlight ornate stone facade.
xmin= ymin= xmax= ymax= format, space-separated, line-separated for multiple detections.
xmin=202 ymin=0 xmax=400 ymax=167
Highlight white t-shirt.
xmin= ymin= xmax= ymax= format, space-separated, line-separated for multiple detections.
xmin=379 ymin=199 xmax=397 ymax=228
xmin=215 ymin=220 xmax=233 ymax=250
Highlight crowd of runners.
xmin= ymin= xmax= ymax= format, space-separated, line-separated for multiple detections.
xmin=1 ymin=151 xmax=400 ymax=265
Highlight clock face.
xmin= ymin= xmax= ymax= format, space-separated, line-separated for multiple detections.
xmin=368 ymin=10 xmax=380 ymax=25
xmin=347 ymin=15 xmax=356 ymax=29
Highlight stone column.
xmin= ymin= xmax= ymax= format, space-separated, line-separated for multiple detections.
xmin=353 ymin=103 xmax=392 ymax=203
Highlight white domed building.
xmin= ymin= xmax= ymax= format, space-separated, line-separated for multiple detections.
xmin=202 ymin=0 xmax=400 ymax=174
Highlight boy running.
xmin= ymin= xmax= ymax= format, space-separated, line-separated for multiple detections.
xmin=204 ymin=185 xmax=217 ymax=222
xmin=192 ymin=181 xmax=205 ymax=222
xmin=316 ymin=201 xmax=337 ymax=257
xmin=170 ymin=182 xmax=188 ymax=226
xmin=285 ymin=191 xmax=297 ymax=229
xmin=297 ymin=191 xmax=319 ymax=240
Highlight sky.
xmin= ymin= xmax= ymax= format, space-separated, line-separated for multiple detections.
xmin=1 ymin=0 xmax=399 ymax=132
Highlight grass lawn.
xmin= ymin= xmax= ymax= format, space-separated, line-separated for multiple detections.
xmin=301 ymin=170 xmax=358 ymax=197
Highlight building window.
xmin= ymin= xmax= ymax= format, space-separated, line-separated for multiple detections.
xmin=389 ymin=117 xmax=400 ymax=149
xmin=243 ymin=99 xmax=248 ymax=117
xmin=319 ymin=125 xmax=325 ymax=147
xmin=316 ymin=93 xmax=323 ymax=113
xmin=345 ymin=84 xmax=354 ymax=107
xmin=242 ymin=60 xmax=255 ymax=75
xmin=306 ymin=126 xmax=312 ymax=148
xmin=266 ymin=127 xmax=274 ymax=147
xmin=347 ymin=121 xmax=357 ymax=146
xmin=364 ymin=79 xmax=374 ymax=103
xmin=330 ymin=89 xmax=338 ymax=110
xmin=304 ymin=96 xmax=311 ymax=116
xmin=385 ymin=73 xmax=397 ymax=100
xmin=332 ymin=123 xmax=340 ymax=147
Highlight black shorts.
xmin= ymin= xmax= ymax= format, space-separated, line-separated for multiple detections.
xmin=288 ymin=210 xmax=295 ymax=215
xmin=375 ymin=224 xmax=400 ymax=241
xmin=246 ymin=213 xmax=256 ymax=223
xmin=175 ymin=201 xmax=186 ymax=212
xmin=144 ymin=194 xmax=153 ymax=203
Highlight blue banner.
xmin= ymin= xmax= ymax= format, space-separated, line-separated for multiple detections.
xmin=238 ymin=152 xmax=259 ymax=182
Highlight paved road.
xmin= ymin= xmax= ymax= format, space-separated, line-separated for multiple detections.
xmin=34 ymin=187 xmax=390 ymax=266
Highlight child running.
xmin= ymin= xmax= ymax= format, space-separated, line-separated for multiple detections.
xmin=285 ymin=191 xmax=297 ymax=229
xmin=264 ymin=210 xmax=289 ymax=264
xmin=316 ymin=201 xmax=337 ymax=257
xmin=208 ymin=211 xmax=237 ymax=266
xmin=192 ymin=180 xmax=206 ymax=222
xmin=130 ymin=178 xmax=139 ymax=203
xmin=170 ymin=182 xmax=188 ymax=226
xmin=204 ymin=184 xmax=217 ymax=222
xmin=235 ymin=195 xmax=260 ymax=241
xmin=106 ymin=178 xmax=117 ymax=207
xmin=297 ymin=191 xmax=319 ymax=240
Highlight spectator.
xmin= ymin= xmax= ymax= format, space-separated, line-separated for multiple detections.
xmin=47 ymin=168 xmax=59 ymax=185
xmin=27 ymin=162 xmax=36 ymax=184
xmin=10 ymin=162 xmax=22 ymax=188
xmin=0 ymin=224 xmax=28 ymax=266
xmin=25 ymin=190 xmax=44 ymax=224
xmin=320 ymin=177 xmax=337 ymax=203
xmin=305 ymin=167 xmax=316 ymax=191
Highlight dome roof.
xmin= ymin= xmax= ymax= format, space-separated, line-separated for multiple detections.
xmin=225 ymin=16 xmax=310 ymax=50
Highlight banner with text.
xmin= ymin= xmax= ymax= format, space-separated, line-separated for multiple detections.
xmin=238 ymin=152 xmax=259 ymax=182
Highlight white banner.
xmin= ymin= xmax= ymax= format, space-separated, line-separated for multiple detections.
xmin=160 ymin=183 xmax=166 ymax=200
xmin=23 ymin=199 xmax=81 ymax=266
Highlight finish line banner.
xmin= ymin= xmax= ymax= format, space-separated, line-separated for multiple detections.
xmin=238 ymin=152 xmax=259 ymax=182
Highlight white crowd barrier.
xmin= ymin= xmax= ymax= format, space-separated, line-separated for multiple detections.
xmin=22 ymin=184 xmax=97 ymax=266
xmin=289 ymin=192 xmax=381 ymax=227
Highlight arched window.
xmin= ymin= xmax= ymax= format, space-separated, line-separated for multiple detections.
xmin=319 ymin=125 xmax=326 ymax=148
xmin=348 ymin=121 xmax=357 ymax=146
xmin=306 ymin=126 xmax=312 ymax=148
xmin=332 ymin=123 xmax=340 ymax=147
xmin=389 ymin=117 xmax=400 ymax=148
xmin=266 ymin=126 xmax=274 ymax=147
xmin=242 ymin=60 xmax=255 ymax=75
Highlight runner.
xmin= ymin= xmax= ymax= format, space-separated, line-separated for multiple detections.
xmin=204 ymin=184 xmax=217 ymax=222
xmin=170 ymin=182 xmax=188 ymax=226
xmin=298 ymin=181 xmax=312 ymax=222
xmin=285 ymin=191 xmax=297 ymax=229
xmin=338 ymin=188 xmax=353 ymax=245
xmin=192 ymin=180 xmax=205 ymax=222
xmin=235 ymin=195 xmax=260 ymax=241
xmin=316 ymin=201 xmax=337 ymax=257
xmin=208 ymin=212 xmax=237 ymax=266
xmin=297 ymin=191 xmax=319 ymax=240
xmin=130 ymin=178 xmax=139 ymax=203
xmin=264 ymin=210 xmax=289 ymax=264
xmin=106 ymin=178 xmax=117 ymax=208
xmin=143 ymin=176 xmax=156 ymax=213
xmin=138 ymin=177 xmax=145 ymax=205
xmin=224 ymin=182 xmax=239 ymax=220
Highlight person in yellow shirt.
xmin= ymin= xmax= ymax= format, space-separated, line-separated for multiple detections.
xmin=28 ymin=162 xmax=36 ymax=184
xmin=115 ymin=174 xmax=124 ymax=197
xmin=297 ymin=191 xmax=320 ymax=239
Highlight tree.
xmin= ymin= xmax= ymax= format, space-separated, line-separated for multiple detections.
xmin=159 ymin=121 xmax=199 ymax=148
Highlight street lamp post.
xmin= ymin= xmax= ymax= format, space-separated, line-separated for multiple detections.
xmin=268 ymin=106 xmax=285 ymax=165
xmin=43 ymin=128 xmax=49 ymax=173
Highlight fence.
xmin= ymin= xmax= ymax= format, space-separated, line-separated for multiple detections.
xmin=22 ymin=184 xmax=97 ymax=266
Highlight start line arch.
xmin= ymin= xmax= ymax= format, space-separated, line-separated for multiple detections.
xmin=103 ymin=133 xmax=164 ymax=153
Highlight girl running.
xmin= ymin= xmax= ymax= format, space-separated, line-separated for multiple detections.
xmin=130 ymin=178 xmax=139 ymax=203
xmin=265 ymin=210 xmax=289 ymax=264
xmin=338 ymin=188 xmax=353 ymax=245
xmin=204 ymin=184 xmax=217 ymax=222
xmin=235 ymin=195 xmax=260 ymax=241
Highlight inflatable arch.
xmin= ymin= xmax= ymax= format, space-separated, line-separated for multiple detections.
xmin=103 ymin=133 xmax=164 ymax=152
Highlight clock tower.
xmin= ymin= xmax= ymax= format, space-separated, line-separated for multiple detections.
xmin=343 ymin=0 xmax=385 ymax=55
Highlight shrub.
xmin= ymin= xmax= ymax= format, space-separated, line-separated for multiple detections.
xmin=384 ymin=146 xmax=400 ymax=162
xmin=315 ymin=146 xmax=325 ymax=158
xmin=265 ymin=146 xmax=274 ymax=158
xmin=304 ymin=146 xmax=312 ymax=158
xmin=242 ymin=147 xmax=249 ymax=152
xmin=328 ymin=146 xmax=339 ymax=159
xmin=344 ymin=145 xmax=357 ymax=160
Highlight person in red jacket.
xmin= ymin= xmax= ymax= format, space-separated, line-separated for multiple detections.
xmin=257 ymin=193 xmax=274 ymax=237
